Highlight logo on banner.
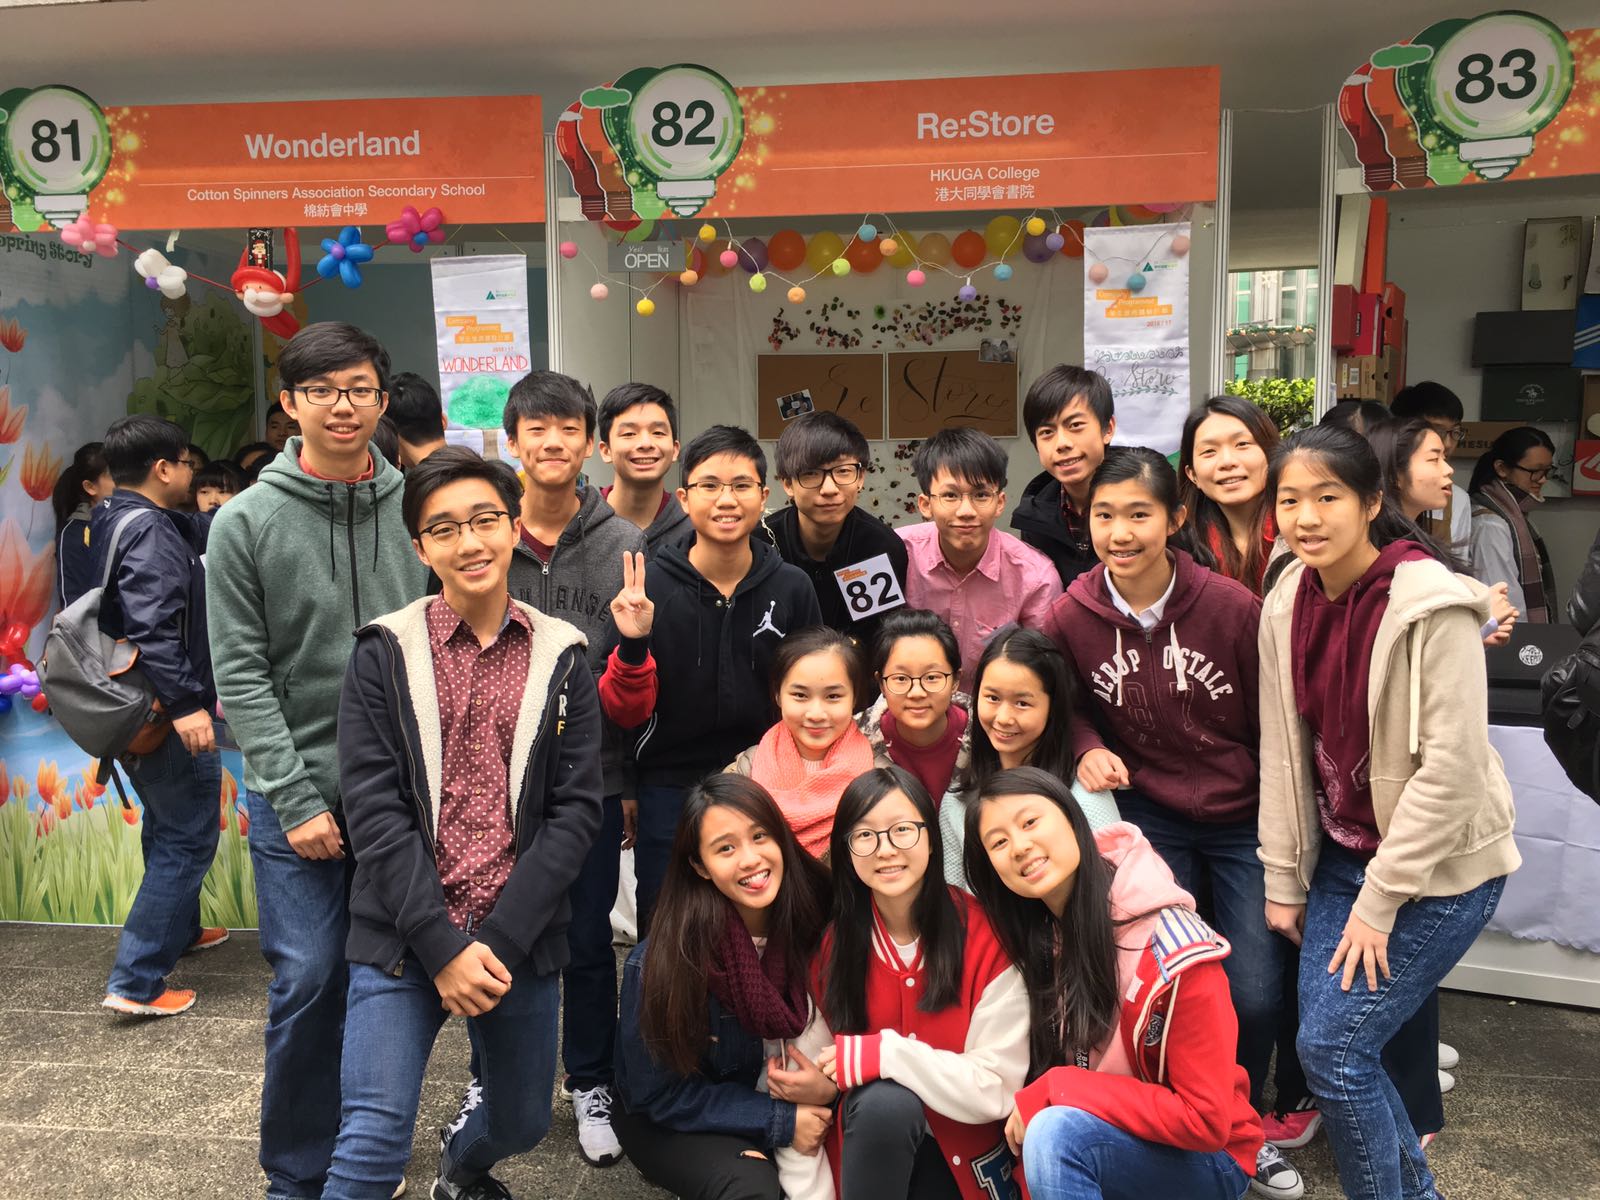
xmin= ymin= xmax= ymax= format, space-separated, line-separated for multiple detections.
xmin=0 ymin=84 xmax=111 ymax=230
xmin=557 ymin=64 xmax=744 ymax=226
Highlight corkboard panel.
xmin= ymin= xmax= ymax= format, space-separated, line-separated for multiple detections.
xmin=886 ymin=350 xmax=1019 ymax=439
xmin=756 ymin=354 xmax=885 ymax=440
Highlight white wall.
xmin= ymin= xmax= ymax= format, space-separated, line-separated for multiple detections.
xmin=1384 ymin=183 xmax=1599 ymax=610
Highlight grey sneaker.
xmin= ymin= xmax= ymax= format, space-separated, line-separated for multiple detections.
xmin=1250 ymin=1142 xmax=1305 ymax=1199
xmin=572 ymin=1084 xmax=623 ymax=1167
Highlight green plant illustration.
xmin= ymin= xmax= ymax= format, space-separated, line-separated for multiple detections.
xmin=127 ymin=294 xmax=256 ymax=459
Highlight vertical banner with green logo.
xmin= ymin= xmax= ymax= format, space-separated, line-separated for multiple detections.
xmin=429 ymin=255 xmax=532 ymax=431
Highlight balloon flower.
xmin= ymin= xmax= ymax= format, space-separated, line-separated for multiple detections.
xmin=318 ymin=226 xmax=375 ymax=288
xmin=59 ymin=215 xmax=119 ymax=257
xmin=385 ymin=205 xmax=447 ymax=252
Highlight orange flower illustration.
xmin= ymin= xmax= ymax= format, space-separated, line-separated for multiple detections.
xmin=82 ymin=761 xmax=106 ymax=801
xmin=121 ymin=804 xmax=139 ymax=826
xmin=238 ymin=806 xmax=250 ymax=837
xmin=35 ymin=808 xmax=56 ymax=837
xmin=0 ymin=317 xmax=24 ymax=354
xmin=11 ymin=776 xmax=25 ymax=804
xmin=0 ymin=518 xmax=54 ymax=637
xmin=36 ymin=760 xmax=67 ymax=814
xmin=21 ymin=443 xmax=61 ymax=503
xmin=0 ymin=388 xmax=24 ymax=444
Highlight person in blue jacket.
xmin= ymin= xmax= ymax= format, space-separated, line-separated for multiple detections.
xmin=614 ymin=772 xmax=833 ymax=1200
xmin=52 ymin=441 xmax=114 ymax=610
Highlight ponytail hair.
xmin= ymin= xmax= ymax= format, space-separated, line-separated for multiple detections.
xmin=1268 ymin=425 xmax=1455 ymax=568
xmin=51 ymin=442 xmax=108 ymax=535
xmin=1367 ymin=418 xmax=1466 ymax=570
xmin=1086 ymin=445 xmax=1200 ymax=558
xmin=1468 ymin=425 xmax=1555 ymax=496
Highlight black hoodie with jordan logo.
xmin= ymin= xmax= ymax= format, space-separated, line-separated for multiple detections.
xmin=633 ymin=537 xmax=822 ymax=787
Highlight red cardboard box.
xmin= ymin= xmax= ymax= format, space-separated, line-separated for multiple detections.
xmin=1352 ymin=292 xmax=1383 ymax=356
xmin=1381 ymin=283 xmax=1406 ymax=348
xmin=1331 ymin=284 xmax=1356 ymax=350
xmin=1573 ymin=439 xmax=1600 ymax=496
xmin=1362 ymin=197 xmax=1389 ymax=293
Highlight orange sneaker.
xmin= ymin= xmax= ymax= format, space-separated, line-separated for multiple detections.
xmin=185 ymin=927 xmax=230 ymax=954
xmin=102 ymin=988 xmax=196 ymax=1017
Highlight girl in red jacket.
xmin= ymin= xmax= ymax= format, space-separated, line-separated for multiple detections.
xmin=1043 ymin=446 xmax=1300 ymax=1198
xmin=965 ymin=766 xmax=1262 ymax=1200
xmin=772 ymin=766 xmax=1029 ymax=1200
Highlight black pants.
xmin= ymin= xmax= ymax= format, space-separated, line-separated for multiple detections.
xmin=613 ymin=1108 xmax=780 ymax=1200
xmin=841 ymin=1080 xmax=962 ymax=1200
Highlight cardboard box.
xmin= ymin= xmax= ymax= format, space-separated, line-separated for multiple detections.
xmin=1387 ymin=330 xmax=1407 ymax=394
xmin=1336 ymin=353 xmax=1390 ymax=401
xmin=1361 ymin=197 xmax=1389 ymax=294
xmin=1352 ymin=292 xmax=1383 ymax=357
xmin=1456 ymin=421 xmax=1527 ymax=459
xmin=1573 ymin=439 xmax=1600 ymax=496
xmin=1471 ymin=310 xmax=1578 ymax=366
xmin=1331 ymin=284 xmax=1356 ymax=350
xmin=1481 ymin=366 xmax=1582 ymax=422
xmin=1581 ymin=374 xmax=1600 ymax=440
xmin=1381 ymin=283 xmax=1406 ymax=347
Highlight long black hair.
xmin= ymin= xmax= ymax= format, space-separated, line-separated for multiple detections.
xmin=1087 ymin=445 xmax=1201 ymax=559
xmin=823 ymin=767 xmax=964 ymax=1032
xmin=1178 ymin=396 xmax=1280 ymax=587
xmin=1268 ymin=424 xmax=1455 ymax=567
xmin=1368 ymin=418 xmax=1468 ymax=569
xmin=962 ymin=767 xmax=1123 ymax=1075
xmin=1468 ymin=425 xmax=1555 ymax=496
xmin=965 ymin=626 xmax=1079 ymax=797
xmin=50 ymin=442 xmax=108 ymax=534
xmin=638 ymin=773 xmax=831 ymax=1075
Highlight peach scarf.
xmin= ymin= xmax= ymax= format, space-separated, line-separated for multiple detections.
xmin=750 ymin=722 xmax=876 ymax=857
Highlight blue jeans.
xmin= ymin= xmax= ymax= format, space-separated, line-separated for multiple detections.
xmin=633 ymin=781 xmax=687 ymax=939
xmin=321 ymin=958 xmax=559 ymax=1199
xmin=1297 ymin=843 xmax=1505 ymax=1200
xmin=105 ymin=732 xmax=222 ymax=1001
xmin=1022 ymin=1108 xmax=1248 ymax=1200
xmin=248 ymin=789 xmax=354 ymax=1200
xmin=563 ymin=792 xmax=623 ymax=1089
xmin=1116 ymin=792 xmax=1289 ymax=1114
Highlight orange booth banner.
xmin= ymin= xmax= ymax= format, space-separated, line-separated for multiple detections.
xmin=560 ymin=66 xmax=1219 ymax=222
xmin=84 ymin=94 xmax=543 ymax=229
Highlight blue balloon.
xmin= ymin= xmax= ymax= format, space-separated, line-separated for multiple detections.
xmin=858 ymin=223 xmax=877 ymax=242
xmin=0 ymin=694 xmax=12 ymax=715
xmin=317 ymin=226 xmax=374 ymax=288
xmin=994 ymin=263 xmax=1014 ymax=281
xmin=1127 ymin=272 xmax=1147 ymax=291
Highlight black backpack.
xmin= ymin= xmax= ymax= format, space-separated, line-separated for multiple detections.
xmin=1541 ymin=623 xmax=1600 ymax=803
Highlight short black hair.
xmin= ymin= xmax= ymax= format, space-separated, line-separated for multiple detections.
xmin=682 ymin=424 xmax=767 ymax=485
xmin=1321 ymin=399 xmax=1394 ymax=438
xmin=276 ymin=322 xmax=391 ymax=392
xmin=233 ymin=441 xmax=276 ymax=470
xmin=103 ymin=415 xmax=190 ymax=486
xmin=187 ymin=443 xmax=209 ymax=468
xmin=599 ymin=382 xmax=679 ymax=443
xmin=1024 ymin=365 xmax=1113 ymax=444
xmin=871 ymin=607 xmax=961 ymax=678
xmin=402 ymin=445 xmax=524 ymax=539
xmin=1390 ymin=381 xmax=1464 ymax=424
xmin=911 ymin=428 xmax=1008 ymax=493
xmin=387 ymin=372 xmax=447 ymax=444
xmin=775 ymin=411 xmax=870 ymax=481
xmin=372 ymin=415 xmax=402 ymax=468
xmin=503 ymin=370 xmax=596 ymax=439
xmin=193 ymin=459 xmax=245 ymax=495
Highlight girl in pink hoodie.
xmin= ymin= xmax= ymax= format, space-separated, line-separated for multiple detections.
xmin=964 ymin=766 xmax=1262 ymax=1199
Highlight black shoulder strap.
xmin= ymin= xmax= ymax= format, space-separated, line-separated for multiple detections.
xmin=97 ymin=509 xmax=152 ymax=590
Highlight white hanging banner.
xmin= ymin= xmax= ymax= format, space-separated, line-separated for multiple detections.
xmin=430 ymin=254 xmax=532 ymax=431
xmin=1083 ymin=222 xmax=1191 ymax=456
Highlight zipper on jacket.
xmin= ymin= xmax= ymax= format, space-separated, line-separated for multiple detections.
xmin=346 ymin=486 xmax=362 ymax=629
xmin=512 ymin=654 xmax=576 ymax=854
xmin=382 ymin=630 xmax=435 ymax=861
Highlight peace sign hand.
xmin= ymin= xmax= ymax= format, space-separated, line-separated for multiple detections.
xmin=610 ymin=551 xmax=654 ymax=640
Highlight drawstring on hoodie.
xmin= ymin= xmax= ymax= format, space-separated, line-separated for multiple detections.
xmin=369 ymin=482 xmax=380 ymax=569
xmin=1111 ymin=622 xmax=1189 ymax=709
xmin=325 ymin=484 xmax=338 ymax=578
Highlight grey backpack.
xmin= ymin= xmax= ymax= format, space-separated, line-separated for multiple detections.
xmin=38 ymin=510 xmax=169 ymax=764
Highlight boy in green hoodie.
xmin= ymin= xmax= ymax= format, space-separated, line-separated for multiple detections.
xmin=206 ymin=322 xmax=428 ymax=1200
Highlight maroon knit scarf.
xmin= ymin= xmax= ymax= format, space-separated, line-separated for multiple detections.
xmin=705 ymin=904 xmax=809 ymax=1040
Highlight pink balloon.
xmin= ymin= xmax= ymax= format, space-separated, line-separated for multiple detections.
xmin=1088 ymin=263 xmax=1110 ymax=284
xmin=906 ymin=269 xmax=926 ymax=287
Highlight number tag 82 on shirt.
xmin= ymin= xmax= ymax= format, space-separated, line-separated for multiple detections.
xmin=834 ymin=553 xmax=905 ymax=620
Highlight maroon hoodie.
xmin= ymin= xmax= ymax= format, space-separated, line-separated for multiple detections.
xmin=1291 ymin=540 xmax=1432 ymax=857
xmin=1043 ymin=550 xmax=1263 ymax=823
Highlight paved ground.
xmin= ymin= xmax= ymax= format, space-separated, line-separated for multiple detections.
xmin=0 ymin=923 xmax=1596 ymax=1199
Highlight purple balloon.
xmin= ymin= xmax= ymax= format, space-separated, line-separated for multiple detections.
xmin=0 ymin=676 xmax=18 ymax=695
xmin=1045 ymin=232 xmax=1065 ymax=252
xmin=737 ymin=237 xmax=769 ymax=274
xmin=958 ymin=284 xmax=978 ymax=302
xmin=20 ymin=683 xmax=38 ymax=699
xmin=1023 ymin=233 xmax=1053 ymax=264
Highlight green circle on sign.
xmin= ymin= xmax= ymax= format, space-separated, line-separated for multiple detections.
xmin=0 ymin=85 xmax=111 ymax=198
xmin=1426 ymin=11 xmax=1573 ymax=141
xmin=625 ymin=65 xmax=744 ymax=183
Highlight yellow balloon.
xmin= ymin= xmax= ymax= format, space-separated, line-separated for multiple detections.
xmin=985 ymin=216 xmax=1022 ymax=259
xmin=885 ymin=234 xmax=916 ymax=268
xmin=831 ymin=259 xmax=851 ymax=277
xmin=918 ymin=232 xmax=952 ymax=267
xmin=698 ymin=224 xmax=716 ymax=242
xmin=1025 ymin=216 xmax=1047 ymax=236
xmin=806 ymin=231 xmax=846 ymax=274
xmin=636 ymin=297 xmax=656 ymax=316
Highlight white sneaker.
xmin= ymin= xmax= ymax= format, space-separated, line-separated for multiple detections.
xmin=1437 ymin=1041 xmax=1459 ymax=1071
xmin=1250 ymin=1143 xmax=1305 ymax=1199
xmin=572 ymin=1084 xmax=623 ymax=1167
xmin=1438 ymin=1069 xmax=1456 ymax=1094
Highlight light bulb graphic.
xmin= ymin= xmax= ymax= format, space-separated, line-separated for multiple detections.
xmin=615 ymin=65 xmax=744 ymax=218
xmin=1340 ymin=66 xmax=1396 ymax=190
xmin=556 ymin=103 xmax=605 ymax=220
xmin=0 ymin=85 xmax=111 ymax=225
xmin=1363 ymin=51 xmax=1432 ymax=188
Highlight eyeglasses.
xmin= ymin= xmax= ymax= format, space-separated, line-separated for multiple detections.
xmin=880 ymin=670 xmax=953 ymax=696
xmin=685 ymin=479 xmax=762 ymax=498
xmin=174 ymin=456 xmax=197 ymax=470
xmin=1440 ymin=425 xmax=1466 ymax=448
xmin=295 ymin=385 xmax=386 ymax=408
xmin=1510 ymin=463 xmax=1552 ymax=483
xmin=419 ymin=510 xmax=512 ymax=547
xmin=928 ymin=489 xmax=1000 ymax=509
xmin=847 ymin=820 xmax=928 ymax=857
xmin=794 ymin=463 xmax=864 ymax=490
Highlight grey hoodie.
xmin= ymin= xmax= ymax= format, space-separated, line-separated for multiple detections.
xmin=508 ymin=484 xmax=646 ymax=794
xmin=642 ymin=491 xmax=692 ymax=557
xmin=206 ymin=439 xmax=429 ymax=831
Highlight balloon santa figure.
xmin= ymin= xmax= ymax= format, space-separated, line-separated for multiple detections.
xmin=231 ymin=229 xmax=302 ymax=340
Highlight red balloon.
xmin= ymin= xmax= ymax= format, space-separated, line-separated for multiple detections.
xmin=952 ymin=230 xmax=986 ymax=269
xmin=844 ymin=238 xmax=883 ymax=274
xmin=1 ymin=620 xmax=26 ymax=651
xmin=1058 ymin=221 xmax=1086 ymax=258
xmin=768 ymin=229 xmax=806 ymax=272
xmin=30 ymin=694 xmax=48 ymax=713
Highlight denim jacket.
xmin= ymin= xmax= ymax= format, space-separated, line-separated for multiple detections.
xmin=614 ymin=942 xmax=797 ymax=1150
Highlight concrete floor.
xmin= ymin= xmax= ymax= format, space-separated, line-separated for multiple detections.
xmin=0 ymin=924 xmax=1596 ymax=1199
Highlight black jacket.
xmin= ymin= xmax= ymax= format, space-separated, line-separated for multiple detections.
xmin=337 ymin=597 xmax=604 ymax=978
xmin=56 ymin=501 xmax=100 ymax=611
xmin=1571 ymin=527 xmax=1600 ymax=636
xmin=89 ymin=490 xmax=213 ymax=718
xmin=634 ymin=538 xmax=823 ymax=785
xmin=1009 ymin=470 xmax=1098 ymax=589
xmin=764 ymin=504 xmax=910 ymax=645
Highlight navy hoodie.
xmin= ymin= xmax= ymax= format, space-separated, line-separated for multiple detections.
xmin=633 ymin=537 xmax=823 ymax=785
xmin=1043 ymin=549 xmax=1262 ymax=823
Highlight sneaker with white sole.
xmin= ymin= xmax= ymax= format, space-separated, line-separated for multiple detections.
xmin=572 ymin=1084 xmax=623 ymax=1167
xmin=1250 ymin=1143 xmax=1305 ymax=1199
xmin=1438 ymin=1069 xmax=1455 ymax=1094
xmin=432 ymin=1125 xmax=511 ymax=1200
xmin=101 ymin=987 xmax=195 ymax=1017
xmin=1261 ymin=1108 xmax=1321 ymax=1149
xmin=1437 ymin=1041 xmax=1459 ymax=1071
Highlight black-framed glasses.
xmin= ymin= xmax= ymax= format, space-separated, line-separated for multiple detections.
xmin=880 ymin=670 xmax=953 ymax=696
xmin=1440 ymin=424 xmax=1466 ymax=447
xmin=295 ymin=385 xmax=386 ymax=408
xmin=1510 ymin=462 xmax=1553 ymax=484
xmin=419 ymin=510 xmax=512 ymax=547
xmin=795 ymin=463 xmax=864 ymax=490
xmin=685 ymin=479 xmax=762 ymax=498
xmin=847 ymin=821 xmax=927 ymax=857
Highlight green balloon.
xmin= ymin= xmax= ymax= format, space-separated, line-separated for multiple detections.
xmin=447 ymin=375 xmax=512 ymax=431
